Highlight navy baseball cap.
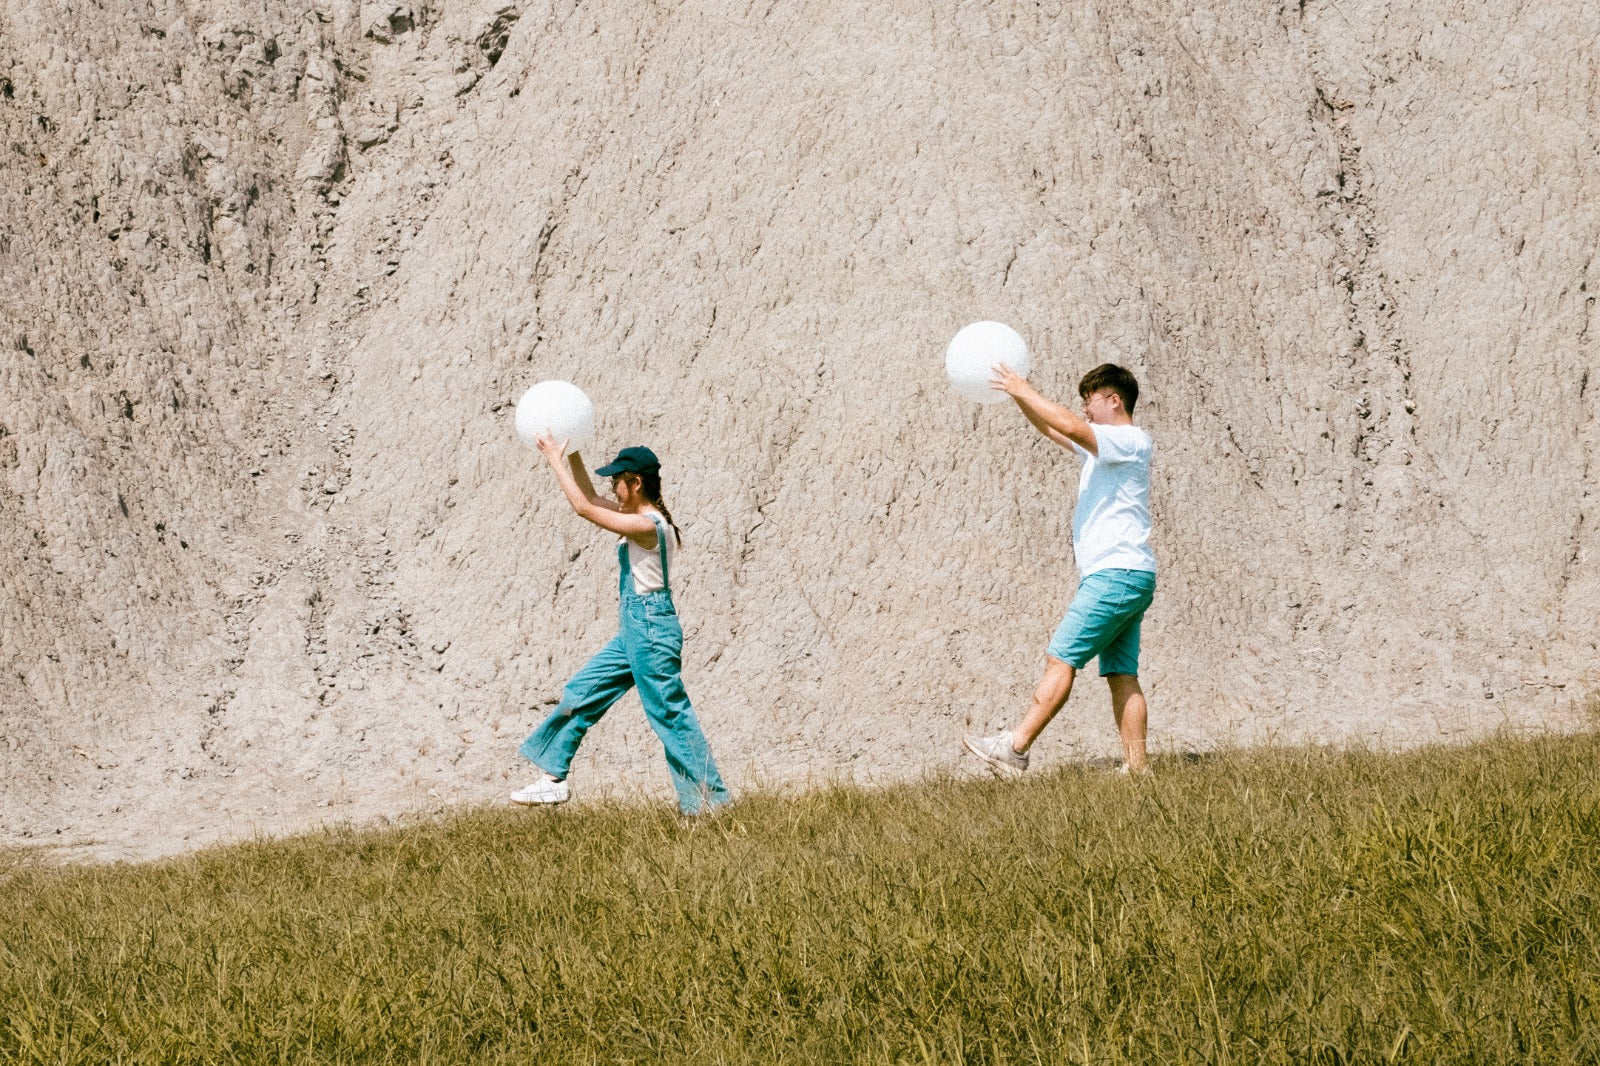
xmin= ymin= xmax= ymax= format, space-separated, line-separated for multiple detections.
xmin=595 ymin=446 xmax=660 ymax=476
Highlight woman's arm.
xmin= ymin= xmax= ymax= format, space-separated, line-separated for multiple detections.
xmin=536 ymin=435 xmax=659 ymax=543
xmin=990 ymin=363 xmax=1098 ymax=454
xmin=568 ymin=453 xmax=621 ymax=512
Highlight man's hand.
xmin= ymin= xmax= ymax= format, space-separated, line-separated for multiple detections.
xmin=991 ymin=362 xmax=1034 ymax=400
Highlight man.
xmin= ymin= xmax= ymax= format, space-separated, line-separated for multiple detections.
xmin=964 ymin=362 xmax=1158 ymax=776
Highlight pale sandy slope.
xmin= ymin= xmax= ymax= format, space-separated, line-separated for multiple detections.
xmin=1 ymin=0 xmax=1595 ymax=860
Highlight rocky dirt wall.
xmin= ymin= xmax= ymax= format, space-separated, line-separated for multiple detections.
xmin=1 ymin=0 xmax=1595 ymax=858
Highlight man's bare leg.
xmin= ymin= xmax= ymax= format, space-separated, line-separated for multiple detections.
xmin=1012 ymin=657 xmax=1076 ymax=752
xmin=1106 ymin=672 xmax=1148 ymax=772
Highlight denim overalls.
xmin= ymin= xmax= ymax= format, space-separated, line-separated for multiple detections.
xmin=520 ymin=513 xmax=730 ymax=814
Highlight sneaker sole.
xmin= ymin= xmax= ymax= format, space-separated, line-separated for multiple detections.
xmin=962 ymin=736 xmax=1026 ymax=777
xmin=509 ymin=792 xmax=570 ymax=805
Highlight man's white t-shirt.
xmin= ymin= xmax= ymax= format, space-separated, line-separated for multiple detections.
xmin=1069 ymin=424 xmax=1156 ymax=578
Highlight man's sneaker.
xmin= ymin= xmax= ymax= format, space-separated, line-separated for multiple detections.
xmin=963 ymin=732 xmax=1029 ymax=776
xmin=510 ymin=776 xmax=570 ymax=805
xmin=1112 ymin=762 xmax=1153 ymax=778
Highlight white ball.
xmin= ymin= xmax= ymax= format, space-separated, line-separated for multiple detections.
xmin=945 ymin=321 xmax=1030 ymax=405
xmin=514 ymin=380 xmax=595 ymax=453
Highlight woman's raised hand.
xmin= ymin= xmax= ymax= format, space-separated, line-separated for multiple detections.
xmin=534 ymin=432 xmax=571 ymax=466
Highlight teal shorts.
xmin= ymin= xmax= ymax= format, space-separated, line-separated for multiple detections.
xmin=1046 ymin=568 xmax=1157 ymax=676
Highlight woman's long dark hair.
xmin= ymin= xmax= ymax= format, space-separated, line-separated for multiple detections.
xmin=636 ymin=468 xmax=682 ymax=546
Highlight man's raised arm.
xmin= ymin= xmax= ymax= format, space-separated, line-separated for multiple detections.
xmin=990 ymin=363 xmax=1098 ymax=455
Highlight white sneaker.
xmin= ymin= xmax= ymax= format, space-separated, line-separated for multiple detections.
xmin=510 ymin=776 xmax=570 ymax=805
xmin=963 ymin=732 xmax=1029 ymax=776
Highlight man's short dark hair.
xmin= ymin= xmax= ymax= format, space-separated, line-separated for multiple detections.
xmin=1078 ymin=363 xmax=1139 ymax=414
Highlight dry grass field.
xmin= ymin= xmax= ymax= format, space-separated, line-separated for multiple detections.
xmin=3 ymin=730 xmax=1597 ymax=1064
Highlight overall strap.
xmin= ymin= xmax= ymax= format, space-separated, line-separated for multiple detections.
xmin=617 ymin=533 xmax=631 ymax=599
xmin=649 ymin=513 xmax=671 ymax=592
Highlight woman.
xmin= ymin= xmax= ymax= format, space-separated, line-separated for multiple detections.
xmin=512 ymin=435 xmax=731 ymax=815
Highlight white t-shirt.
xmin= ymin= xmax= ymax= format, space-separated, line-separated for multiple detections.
xmin=621 ymin=518 xmax=676 ymax=595
xmin=1069 ymin=424 xmax=1156 ymax=578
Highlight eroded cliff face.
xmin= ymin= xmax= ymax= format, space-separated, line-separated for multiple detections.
xmin=2 ymin=0 xmax=1595 ymax=857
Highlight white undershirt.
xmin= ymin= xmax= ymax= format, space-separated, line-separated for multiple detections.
xmin=621 ymin=519 xmax=675 ymax=594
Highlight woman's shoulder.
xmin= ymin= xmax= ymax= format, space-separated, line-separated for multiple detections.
xmin=629 ymin=511 xmax=676 ymax=548
xmin=647 ymin=511 xmax=680 ymax=549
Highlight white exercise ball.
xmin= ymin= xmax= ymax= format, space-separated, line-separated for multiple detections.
xmin=514 ymin=380 xmax=595 ymax=452
xmin=945 ymin=321 xmax=1030 ymax=405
